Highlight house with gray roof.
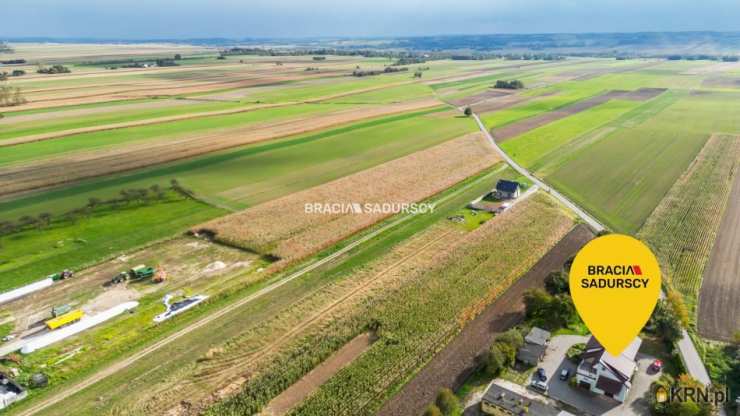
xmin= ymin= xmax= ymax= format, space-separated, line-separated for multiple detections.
xmin=517 ymin=327 xmax=551 ymax=366
xmin=575 ymin=335 xmax=642 ymax=403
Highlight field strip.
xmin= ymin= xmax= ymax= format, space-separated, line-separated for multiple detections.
xmin=0 ymin=102 xmax=284 ymax=147
xmin=377 ymin=224 xmax=594 ymax=416
xmin=470 ymin=112 xmax=606 ymax=232
xmin=491 ymin=88 xmax=666 ymax=143
xmin=200 ymin=132 xmax=498 ymax=264
xmin=0 ymin=99 xmax=442 ymax=197
xmin=2 ymin=80 xmax=428 ymax=147
xmin=260 ymin=333 xmax=374 ymax=416
xmin=13 ymin=167 xmax=504 ymax=416
xmin=186 ymin=227 xmax=462 ymax=414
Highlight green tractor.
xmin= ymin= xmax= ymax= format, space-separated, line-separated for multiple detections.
xmin=47 ymin=270 xmax=73 ymax=282
xmin=110 ymin=265 xmax=156 ymax=285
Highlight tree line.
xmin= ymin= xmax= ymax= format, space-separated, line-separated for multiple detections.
xmin=494 ymin=79 xmax=525 ymax=89
xmin=0 ymin=180 xmax=191 ymax=238
xmin=36 ymin=64 xmax=71 ymax=74
xmin=352 ymin=66 xmax=408 ymax=77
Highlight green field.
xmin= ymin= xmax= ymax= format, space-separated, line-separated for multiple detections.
xmin=501 ymin=99 xmax=641 ymax=168
xmin=0 ymin=99 xmax=244 ymax=141
xmin=547 ymin=91 xmax=740 ymax=232
xmin=0 ymin=107 xmax=475 ymax=218
xmin=0 ymin=103 xmax=353 ymax=166
xmin=0 ymin=192 xmax=225 ymax=292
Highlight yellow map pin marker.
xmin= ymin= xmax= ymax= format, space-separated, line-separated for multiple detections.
xmin=569 ymin=234 xmax=661 ymax=356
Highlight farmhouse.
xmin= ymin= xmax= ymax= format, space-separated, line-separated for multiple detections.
xmin=517 ymin=327 xmax=551 ymax=365
xmin=493 ymin=180 xmax=521 ymax=200
xmin=481 ymin=380 xmax=572 ymax=416
xmin=0 ymin=372 xmax=26 ymax=410
xmin=575 ymin=336 xmax=642 ymax=403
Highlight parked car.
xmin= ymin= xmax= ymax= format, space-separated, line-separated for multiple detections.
xmin=530 ymin=379 xmax=548 ymax=393
xmin=650 ymin=359 xmax=663 ymax=372
xmin=559 ymin=369 xmax=570 ymax=381
xmin=536 ymin=367 xmax=547 ymax=381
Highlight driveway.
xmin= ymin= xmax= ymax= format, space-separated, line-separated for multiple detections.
xmin=534 ymin=335 xmax=661 ymax=416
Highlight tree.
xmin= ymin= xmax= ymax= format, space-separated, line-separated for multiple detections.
xmin=483 ymin=344 xmax=506 ymax=376
xmin=18 ymin=215 xmax=37 ymax=229
xmin=38 ymin=213 xmax=52 ymax=228
xmin=545 ymin=270 xmax=569 ymax=295
xmin=422 ymin=404 xmax=443 ymax=416
xmin=435 ymin=388 xmax=460 ymax=416
xmin=174 ymin=54 xmax=182 ymax=60
xmin=87 ymin=197 xmax=102 ymax=210
xmin=464 ymin=107 xmax=472 ymax=117
xmin=523 ymin=289 xmax=576 ymax=330
xmin=648 ymin=300 xmax=683 ymax=343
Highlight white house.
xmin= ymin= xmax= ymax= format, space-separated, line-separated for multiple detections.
xmin=575 ymin=336 xmax=642 ymax=403
xmin=493 ymin=180 xmax=521 ymax=200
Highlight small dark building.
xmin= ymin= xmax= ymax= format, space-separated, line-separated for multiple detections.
xmin=494 ymin=180 xmax=521 ymax=200
xmin=517 ymin=327 xmax=551 ymax=365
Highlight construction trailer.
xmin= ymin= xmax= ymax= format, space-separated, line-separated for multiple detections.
xmin=21 ymin=302 xmax=139 ymax=354
xmin=0 ymin=373 xmax=26 ymax=410
xmin=45 ymin=310 xmax=84 ymax=330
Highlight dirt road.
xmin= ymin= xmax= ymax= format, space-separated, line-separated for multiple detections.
xmin=377 ymin=224 xmax=594 ymax=416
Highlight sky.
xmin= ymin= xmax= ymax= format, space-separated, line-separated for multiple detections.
xmin=2 ymin=0 xmax=740 ymax=39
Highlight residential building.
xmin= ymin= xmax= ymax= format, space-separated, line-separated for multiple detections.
xmin=494 ymin=180 xmax=521 ymax=200
xmin=517 ymin=327 xmax=551 ymax=366
xmin=575 ymin=336 xmax=642 ymax=403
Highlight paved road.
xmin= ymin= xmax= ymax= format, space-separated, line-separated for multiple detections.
xmin=472 ymin=113 xmax=606 ymax=233
xmin=470 ymin=111 xmax=714 ymax=393
xmin=14 ymin=165 xmax=506 ymax=416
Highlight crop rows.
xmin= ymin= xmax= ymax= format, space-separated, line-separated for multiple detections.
xmin=638 ymin=133 xmax=740 ymax=309
xmin=199 ymin=133 xmax=499 ymax=265
xmin=207 ymin=193 xmax=573 ymax=415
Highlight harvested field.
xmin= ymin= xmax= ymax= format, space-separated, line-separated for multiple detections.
xmin=448 ymin=89 xmax=514 ymax=107
xmin=197 ymin=133 xmax=499 ymax=264
xmin=492 ymin=88 xmax=666 ymax=142
xmin=701 ymin=76 xmax=740 ymax=89
xmin=697 ymin=139 xmax=740 ymax=341
xmin=638 ymin=134 xmax=740 ymax=311
xmin=0 ymin=99 xmax=441 ymax=197
xmin=378 ymin=224 xmax=594 ymax=416
xmin=3 ymin=68 xmax=341 ymax=112
xmin=261 ymin=333 xmax=376 ymax=416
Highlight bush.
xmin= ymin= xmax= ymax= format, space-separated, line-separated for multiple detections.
xmin=464 ymin=107 xmax=472 ymax=117
xmin=567 ymin=343 xmax=585 ymax=363
xmin=36 ymin=64 xmax=70 ymax=74
xmin=523 ymin=289 xmax=576 ymax=330
xmin=422 ymin=404 xmax=443 ymax=416
xmin=435 ymin=388 xmax=460 ymax=416
xmin=545 ymin=270 xmax=569 ymax=295
xmin=483 ymin=344 xmax=507 ymax=376
xmin=647 ymin=300 xmax=683 ymax=344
